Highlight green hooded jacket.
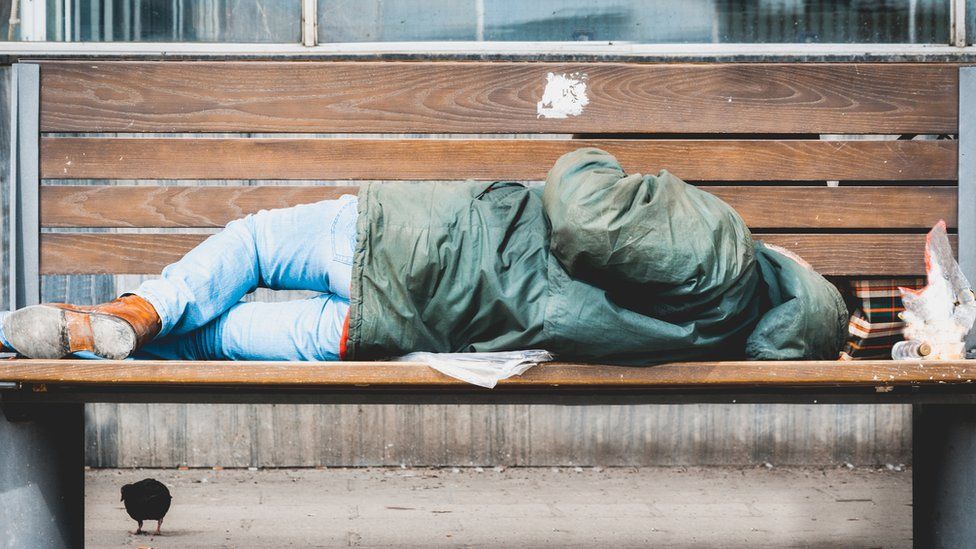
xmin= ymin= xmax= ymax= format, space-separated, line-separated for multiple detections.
xmin=344 ymin=148 xmax=848 ymax=364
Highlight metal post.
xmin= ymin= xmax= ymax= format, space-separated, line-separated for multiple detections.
xmin=960 ymin=67 xmax=976 ymax=352
xmin=8 ymin=63 xmax=39 ymax=310
xmin=913 ymin=404 xmax=976 ymax=548
xmin=0 ymin=64 xmax=82 ymax=548
xmin=8 ymin=63 xmax=18 ymax=311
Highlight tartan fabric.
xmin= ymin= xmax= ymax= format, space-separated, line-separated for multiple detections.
xmin=843 ymin=278 xmax=925 ymax=359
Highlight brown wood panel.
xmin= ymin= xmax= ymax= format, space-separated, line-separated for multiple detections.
xmin=39 ymin=232 xmax=944 ymax=276
xmin=40 ymin=184 xmax=957 ymax=230
xmin=42 ymin=186 xmax=355 ymax=228
xmin=759 ymin=234 xmax=946 ymax=276
xmin=0 ymin=359 xmax=972 ymax=388
xmin=42 ymin=233 xmax=207 ymax=275
xmin=41 ymin=137 xmax=957 ymax=181
xmin=39 ymin=62 xmax=958 ymax=134
xmin=706 ymin=186 xmax=956 ymax=230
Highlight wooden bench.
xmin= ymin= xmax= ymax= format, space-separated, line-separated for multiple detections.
xmin=2 ymin=60 xmax=974 ymax=547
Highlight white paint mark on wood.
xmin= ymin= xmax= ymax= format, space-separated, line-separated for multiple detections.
xmin=537 ymin=72 xmax=589 ymax=119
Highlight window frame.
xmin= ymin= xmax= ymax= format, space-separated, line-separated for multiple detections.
xmin=0 ymin=0 xmax=971 ymax=57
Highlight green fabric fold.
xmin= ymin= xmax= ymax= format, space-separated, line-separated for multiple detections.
xmin=347 ymin=148 xmax=847 ymax=363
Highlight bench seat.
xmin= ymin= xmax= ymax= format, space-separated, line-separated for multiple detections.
xmin=0 ymin=359 xmax=974 ymax=388
xmin=2 ymin=360 xmax=976 ymax=409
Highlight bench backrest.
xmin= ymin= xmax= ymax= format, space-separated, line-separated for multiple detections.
xmin=8 ymin=61 xmax=969 ymax=307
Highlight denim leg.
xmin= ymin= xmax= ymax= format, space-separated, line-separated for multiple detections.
xmin=140 ymin=293 xmax=349 ymax=361
xmin=132 ymin=195 xmax=358 ymax=338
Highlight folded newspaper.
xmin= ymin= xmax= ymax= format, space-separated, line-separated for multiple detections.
xmin=396 ymin=350 xmax=554 ymax=388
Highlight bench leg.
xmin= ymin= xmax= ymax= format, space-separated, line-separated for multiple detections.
xmin=0 ymin=402 xmax=84 ymax=548
xmin=913 ymin=404 xmax=976 ymax=548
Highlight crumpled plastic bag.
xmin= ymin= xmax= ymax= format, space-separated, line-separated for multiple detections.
xmin=893 ymin=220 xmax=976 ymax=360
xmin=396 ymin=350 xmax=554 ymax=388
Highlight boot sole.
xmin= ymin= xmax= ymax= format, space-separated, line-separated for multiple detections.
xmin=2 ymin=305 xmax=137 ymax=360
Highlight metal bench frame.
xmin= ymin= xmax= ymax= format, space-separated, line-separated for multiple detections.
xmin=2 ymin=61 xmax=976 ymax=547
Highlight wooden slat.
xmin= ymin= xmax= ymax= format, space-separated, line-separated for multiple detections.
xmin=0 ymin=359 xmax=973 ymax=388
xmin=706 ymin=187 xmax=956 ymax=230
xmin=39 ymin=233 xmax=947 ymax=276
xmin=42 ymin=185 xmax=355 ymax=228
xmin=759 ymin=234 xmax=951 ymax=276
xmin=40 ymin=185 xmax=958 ymax=230
xmin=41 ymin=137 xmax=957 ymax=181
xmin=41 ymin=234 xmax=205 ymax=275
xmin=39 ymin=62 xmax=958 ymax=134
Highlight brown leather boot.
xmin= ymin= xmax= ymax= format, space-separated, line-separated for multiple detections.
xmin=2 ymin=295 xmax=161 ymax=360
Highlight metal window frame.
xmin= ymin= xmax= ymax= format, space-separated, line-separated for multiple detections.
xmin=302 ymin=0 xmax=317 ymax=47
xmin=18 ymin=0 xmax=46 ymax=41
xmin=2 ymin=41 xmax=976 ymax=60
xmin=955 ymin=0 xmax=969 ymax=47
xmin=0 ymin=0 xmax=971 ymax=55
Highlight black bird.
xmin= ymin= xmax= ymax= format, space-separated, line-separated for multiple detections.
xmin=120 ymin=478 xmax=172 ymax=535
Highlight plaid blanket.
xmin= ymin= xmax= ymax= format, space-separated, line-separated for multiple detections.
xmin=842 ymin=278 xmax=926 ymax=359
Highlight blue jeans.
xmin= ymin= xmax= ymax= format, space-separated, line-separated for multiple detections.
xmin=133 ymin=196 xmax=358 ymax=360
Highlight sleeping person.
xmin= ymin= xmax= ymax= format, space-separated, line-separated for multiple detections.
xmin=0 ymin=148 xmax=848 ymax=363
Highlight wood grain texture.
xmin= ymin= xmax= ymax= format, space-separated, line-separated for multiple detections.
xmin=41 ymin=137 xmax=957 ymax=181
xmin=38 ymin=232 xmax=945 ymax=276
xmin=1 ymin=359 xmax=973 ymax=388
xmin=41 ymin=234 xmax=207 ymax=275
xmin=42 ymin=185 xmax=355 ymax=228
xmin=40 ymin=184 xmax=957 ymax=230
xmin=757 ymin=234 xmax=947 ymax=276
xmin=39 ymin=62 xmax=959 ymax=134
xmin=706 ymin=186 xmax=956 ymax=230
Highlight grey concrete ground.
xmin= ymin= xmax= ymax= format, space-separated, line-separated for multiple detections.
xmin=86 ymin=466 xmax=911 ymax=548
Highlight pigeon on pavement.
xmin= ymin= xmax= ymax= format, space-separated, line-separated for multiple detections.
xmin=121 ymin=478 xmax=172 ymax=535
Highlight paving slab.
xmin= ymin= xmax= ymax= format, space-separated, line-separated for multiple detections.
xmin=86 ymin=466 xmax=911 ymax=548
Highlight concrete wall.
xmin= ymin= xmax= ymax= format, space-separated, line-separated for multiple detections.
xmin=84 ymin=402 xmax=911 ymax=468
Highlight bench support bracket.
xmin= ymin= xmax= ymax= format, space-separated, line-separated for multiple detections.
xmin=0 ymin=401 xmax=84 ymax=548
xmin=913 ymin=404 xmax=976 ymax=548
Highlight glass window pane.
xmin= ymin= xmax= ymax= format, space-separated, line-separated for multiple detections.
xmin=1 ymin=3 xmax=13 ymax=39
xmin=18 ymin=0 xmax=301 ymax=42
xmin=969 ymin=0 xmax=976 ymax=44
xmin=318 ymin=0 xmax=950 ymax=44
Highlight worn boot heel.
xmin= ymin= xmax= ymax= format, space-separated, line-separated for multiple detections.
xmin=2 ymin=305 xmax=137 ymax=360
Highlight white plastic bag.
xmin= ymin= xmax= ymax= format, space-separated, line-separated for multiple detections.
xmin=893 ymin=221 xmax=976 ymax=360
xmin=396 ymin=350 xmax=554 ymax=388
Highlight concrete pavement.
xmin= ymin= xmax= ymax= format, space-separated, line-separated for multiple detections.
xmin=86 ymin=466 xmax=911 ymax=548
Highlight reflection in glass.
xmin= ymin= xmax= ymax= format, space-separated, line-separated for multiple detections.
xmin=0 ymin=0 xmax=955 ymax=44
xmin=318 ymin=0 xmax=950 ymax=44
xmin=0 ymin=0 xmax=300 ymax=42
